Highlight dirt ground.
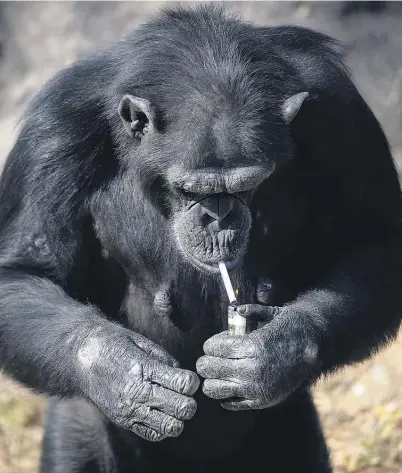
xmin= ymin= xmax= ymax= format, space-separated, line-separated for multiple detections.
xmin=0 ymin=2 xmax=402 ymax=472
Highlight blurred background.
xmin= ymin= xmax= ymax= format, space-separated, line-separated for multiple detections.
xmin=0 ymin=2 xmax=401 ymax=472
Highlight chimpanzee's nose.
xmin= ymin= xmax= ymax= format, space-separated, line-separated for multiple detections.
xmin=200 ymin=195 xmax=233 ymax=222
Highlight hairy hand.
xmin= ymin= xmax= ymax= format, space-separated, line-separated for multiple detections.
xmin=79 ymin=328 xmax=200 ymax=442
xmin=196 ymin=305 xmax=320 ymax=410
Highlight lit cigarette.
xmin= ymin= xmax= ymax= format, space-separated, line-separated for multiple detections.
xmin=218 ymin=262 xmax=237 ymax=303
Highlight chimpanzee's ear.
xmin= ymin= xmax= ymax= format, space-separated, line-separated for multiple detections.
xmin=118 ymin=95 xmax=156 ymax=139
xmin=282 ymin=92 xmax=309 ymax=124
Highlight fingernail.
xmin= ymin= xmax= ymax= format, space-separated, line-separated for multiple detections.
xmin=238 ymin=306 xmax=246 ymax=314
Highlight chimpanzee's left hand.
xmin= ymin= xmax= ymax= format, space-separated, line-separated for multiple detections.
xmin=196 ymin=305 xmax=321 ymax=410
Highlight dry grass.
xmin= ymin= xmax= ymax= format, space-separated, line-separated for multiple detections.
xmin=1 ymin=333 xmax=402 ymax=473
xmin=315 ymin=333 xmax=402 ymax=472
xmin=0 ymin=375 xmax=44 ymax=473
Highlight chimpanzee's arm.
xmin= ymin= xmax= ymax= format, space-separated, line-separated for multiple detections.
xmin=285 ymin=239 xmax=402 ymax=372
xmin=0 ymin=67 xmax=199 ymax=441
xmin=0 ymin=267 xmax=108 ymax=395
xmin=0 ymin=73 xmax=117 ymax=396
xmin=0 ymin=112 xmax=104 ymax=396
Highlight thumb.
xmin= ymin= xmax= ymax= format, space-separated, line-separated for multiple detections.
xmin=236 ymin=304 xmax=283 ymax=322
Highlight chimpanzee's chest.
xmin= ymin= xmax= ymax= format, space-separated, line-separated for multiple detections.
xmin=117 ymin=250 xmax=289 ymax=370
xmin=90 ymin=170 xmax=314 ymax=366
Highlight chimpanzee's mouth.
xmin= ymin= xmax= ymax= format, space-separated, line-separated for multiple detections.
xmin=173 ymin=192 xmax=251 ymax=275
xmin=179 ymin=241 xmax=244 ymax=275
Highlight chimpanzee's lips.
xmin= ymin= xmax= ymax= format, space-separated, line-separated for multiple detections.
xmin=180 ymin=243 xmax=243 ymax=274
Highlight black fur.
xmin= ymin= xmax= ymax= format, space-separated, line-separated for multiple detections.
xmin=0 ymin=5 xmax=401 ymax=472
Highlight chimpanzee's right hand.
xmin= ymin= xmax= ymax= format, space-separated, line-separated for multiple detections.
xmin=78 ymin=327 xmax=199 ymax=442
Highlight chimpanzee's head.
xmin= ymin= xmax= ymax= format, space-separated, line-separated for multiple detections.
xmin=116 ymin=9 xmax=308 ymax=275
xmin=118 ymin=88 xmax=307 ymax=274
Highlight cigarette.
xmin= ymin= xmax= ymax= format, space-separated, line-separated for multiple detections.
xmin=218 ymin=262 xmax=237 ymax=303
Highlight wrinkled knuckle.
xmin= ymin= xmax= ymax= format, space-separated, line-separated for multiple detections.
xmin=126 ymin=359 xmax=145 ymax=382
xmin=147 ymin=383 xmax=157 ymax=402
xmin=131 ymin=406 xmax=148 ymax=426
xmin=125 ymin=416 xmax=138 ymax=429
xmin=123 ymin=378 xmax=150 ymax=406
xmin=114 ymin=413 xmax=135 ymax=430
xmin=122 ymin=378 xmax=136 ymax=398
xmin=143 ymin=358 xmax=157 ymax=380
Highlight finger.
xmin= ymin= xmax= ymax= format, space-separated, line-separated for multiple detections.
xmin=221 ymin=398 xmax=259 ymax=411
xmin=147 ymin=385 xmax=197 ymax=420
xmin=196 ymin=355 xmax=246 ymax=380
xmin=203 ymin=332 xmax=256 ymax=359
xmin=202 ymin=379 xmax=244 ymax=400
xmin=129 ymin=332 xmax=180 ymax=368
xmin=131 ymin=423 xmax=166 ymax=442
xmin=237 ymin=304 xmax=282 ymax=322
xmin=147 ymin=362 xmax=200 ymax=396
xmin=136 ymin=405 xmax=184 ymax=437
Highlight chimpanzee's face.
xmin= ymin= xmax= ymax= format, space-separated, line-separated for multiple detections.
xmin=118 ymin=91 xmax=307 ymax=274
xmin=166 ymin=165 xmax=271 ymax=274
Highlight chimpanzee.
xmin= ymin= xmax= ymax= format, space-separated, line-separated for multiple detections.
xmin=0 ymin=5 xmax=401 ymax=473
